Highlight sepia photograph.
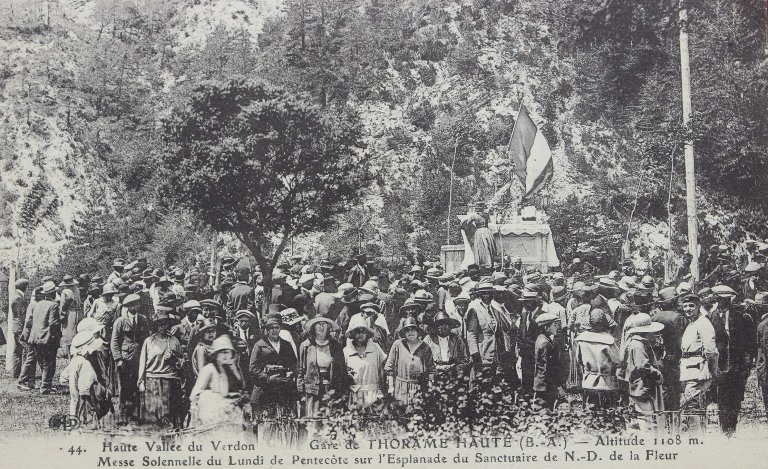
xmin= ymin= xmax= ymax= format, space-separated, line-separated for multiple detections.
xmin=0 ymin=0 xmax=767 ymax=468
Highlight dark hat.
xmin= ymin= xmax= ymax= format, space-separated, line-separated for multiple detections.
xmin=59 ymin=274 xmax=77 ymax=287
xmin=398 ymin=317 xmax=422 ymax=337
xmin=432 ymin=311 xmax=461 ymax=329
xmin=157 ymin=276 xmax=173 ymax=286
xmin=679 ymin=293 xmax=701 ymax=304
xmin=263 ymin=312 xmax=283 ymax=329
xmin=341 ymin=288 xmax=360 ymax=304
xmin=399 ymin=303 xmax=422 ymax=316
xmin=123 ymin=293 xmax=141 ymax=308
xmin=158 ymin=291 xmax=179 ymax=306
xmin=629 ymin=289 xmax=654 ymax=306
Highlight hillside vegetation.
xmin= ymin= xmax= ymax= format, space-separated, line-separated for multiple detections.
xmin=0 ymin=0 xmax=766 ymax=277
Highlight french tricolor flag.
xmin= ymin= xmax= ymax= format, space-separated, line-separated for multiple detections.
xmin=507 ymin=105 xmax=554 ymax=206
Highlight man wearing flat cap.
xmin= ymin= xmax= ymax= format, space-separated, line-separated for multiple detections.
xmin=679 ymin=294 xmax=719 ymax=426
xmin=533 ymin=312 xmax=566 ymax=409
xmin=518 ymin=289 xmax=546 ymax=395
xmin=111 ymin=293 xmax=149 ymax=424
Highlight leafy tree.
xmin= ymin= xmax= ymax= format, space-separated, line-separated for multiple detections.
xmin=159 ymin=79 xmax=371 ymax=305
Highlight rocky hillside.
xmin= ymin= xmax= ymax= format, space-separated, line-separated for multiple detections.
xmin=1 ymin=0 xmax=766 ymax=276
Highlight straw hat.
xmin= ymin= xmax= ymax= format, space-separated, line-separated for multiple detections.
xmin=304 ymin=316 xmax=339 ymax=334
xmin=627 ymin=313 xmax=664 ymax=335
xmin=346 ymin=314 xmax=375 ymax=338
xmin=71 ymin=330 xmax=104 ymax=356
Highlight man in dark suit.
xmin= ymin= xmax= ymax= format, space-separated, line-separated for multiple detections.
xmin=533 ymin=312 xmax=565 ymax=409
xmin=9 ymin=279 xmax=29 ymax=379
xmin=228 ymin=267 xmax=256 ymax=320
xmin=111 ymin=293 xmax=150 ymax=424
xmin=346 ymin=254 xmax=369 ymax=288
xmin=650 ymin=287 xmax=687 ymax=411
xmin=20 ymin=281 xmax=60 ymax=394
xmin=709 ymin=285 xmax=757 ymax=436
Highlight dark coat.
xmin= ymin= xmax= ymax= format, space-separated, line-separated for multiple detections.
xmin=533 ymin=333 xmax=561 ymax=392
xmin=346 ymin=264 xmax=368 ymax=288
xmin=425 ymin=333 xmax=470 ymax=376
xmin=111 ymin=313 xmax=150 ymax=366
xmin=227 ymin=282 xmax=255 ymax=316
xmin=297 ymin=337 xmax=351 ymax=396
xmin=10 ymin=290 xmax=28 ymax=336
xmin=710 ymin=306 xmax=756 ymax=374
xmin=23 ymin=298 xmax=60 ymax=345
xmin=249 ymin=337 xmax=298 ymax=408
xmin=650 ymin=308 xmax=686 ymax=367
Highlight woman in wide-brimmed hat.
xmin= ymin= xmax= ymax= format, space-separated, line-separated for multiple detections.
xmin=384 ymin=317 xmax=435 ymax=404
xmin=190 ymin=335 xmax=246 ymax=426
xmin=138 ymin=307 xmax=184 ymax=430
xmin=623 ymin=313 xmax=665 ymax=422
xmin=249 ymin=312 xmax=298 ymax=444
xmin=298 ymin=316 xmax=350 ymax=417
xmin=344 ymin=314 xmax=387 ymax=409
xmin=60 ymin=330 xmax=105 ymax=429
xmin=575 ymin=308 xmax=621 ymax=410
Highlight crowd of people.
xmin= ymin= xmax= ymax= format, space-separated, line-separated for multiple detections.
xmin=5 ymin=240 xmax=768 ymax=438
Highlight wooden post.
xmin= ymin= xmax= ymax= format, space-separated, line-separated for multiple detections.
xmin=446 ymin=139 xmax=459 ymax=246
xmin=680 ymin=0 xmax=699 ymax=283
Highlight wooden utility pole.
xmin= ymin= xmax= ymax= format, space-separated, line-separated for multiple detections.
xmin=679 ymin=0 xmax=699 ymax=282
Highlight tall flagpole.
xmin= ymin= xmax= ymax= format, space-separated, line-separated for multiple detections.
xmin=679 ymin=0 xmax=699 ymax=283
xmin=446 ymin=138 xmax=459 ymax=246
